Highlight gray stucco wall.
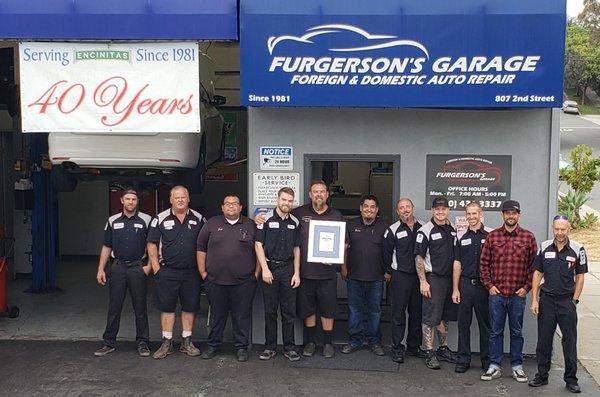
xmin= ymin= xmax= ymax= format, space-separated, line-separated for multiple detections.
xmin=248 ymin=107 xmax=560 ymax=354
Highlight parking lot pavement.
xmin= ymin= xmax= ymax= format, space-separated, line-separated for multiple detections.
xmin=0 ymin=340 xmax=598 ymax=396
xmin=576 ymin=262 xmax=600 ymax=385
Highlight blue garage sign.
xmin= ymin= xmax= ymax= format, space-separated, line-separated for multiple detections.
xmin=241 ymin=0 xmax=566 ymax=108
xmin=0 ymin=0 xmax=238 ymax=40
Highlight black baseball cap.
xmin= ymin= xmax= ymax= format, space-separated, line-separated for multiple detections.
xmin=501 ymin=200 xmax=521 ymax=212
xmin=431 ymin=196 xmax=449 ymax=208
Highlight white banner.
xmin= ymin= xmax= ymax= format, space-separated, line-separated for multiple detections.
xmin=19 ymin=42 xmax=200 ymax=133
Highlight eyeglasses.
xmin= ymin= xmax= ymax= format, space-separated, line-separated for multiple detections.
xmin=553 ymin=214 xmax=569 ymax=221
xmin=223 ymin=202 xmax=240 ymax=207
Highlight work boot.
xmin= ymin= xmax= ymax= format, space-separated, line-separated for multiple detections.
xmin=323 ymin=343 xmax=335 ymax=358
xmin=425 ymin=350 xmax=441 ymax=370
xmin=180 ymin=337 xmax=200 ymax=357
xmin=566 ymin=383 xmax=581 ymax=393
xmin=436 ymin=346 xmax=456 ymax=363
xmin=454 ymin=363 xmax=470 ymax=373
xmin=237 ymin=349 xmax=249 ymax=362
xmin=528 ymin=375 xmax=548 ymax=387
xmin=94 ymin=345 xmax=116 ymax=357
xmin=137 ymin=341 xmax=151 ymax=357
xmin=152 ymin=338 xmax=174 ymax=359
xmin=303 ymin=342 xmax=316 ymax=357
xmin=406 ymin=347 xmax=427 ymax=359
xmin=391 ymin=349 xmax=404 ymax=363
xmin=201 ymin=346 xmax=220 ymax=359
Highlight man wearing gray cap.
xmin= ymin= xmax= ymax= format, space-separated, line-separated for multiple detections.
xmin=479 ymin=200 xmax=537 ymax=383
xmin=414 ymin=196 xmax=459 ymax=370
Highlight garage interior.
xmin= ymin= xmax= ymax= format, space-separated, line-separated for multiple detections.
xmin=0 ymin=41 xmax=391 ymax=345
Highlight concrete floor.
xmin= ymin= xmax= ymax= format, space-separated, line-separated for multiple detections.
xmin=0 ymin=256 xmax=599 ymax=396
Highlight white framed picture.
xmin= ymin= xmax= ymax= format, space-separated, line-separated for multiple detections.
xmin=307 ymin=220 xmax=346 ymax=264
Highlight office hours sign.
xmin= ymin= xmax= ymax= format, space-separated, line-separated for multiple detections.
xmin=426 ymin=155 xmax=511 ymax=211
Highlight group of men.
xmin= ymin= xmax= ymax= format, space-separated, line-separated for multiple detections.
xmin=94 ymin=182 xmax=587 ymax=394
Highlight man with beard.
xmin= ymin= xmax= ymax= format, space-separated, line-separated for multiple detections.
xmin=452 ymin=201 xmax=493 ymax=373
xmin=147 ymin=185 xmax=206 ymax=359
xmin=197 ymin=195 xmax=258 ymax=362
xmin=293 ymin=180 xmax=345 ymax=358
xmin=94 ymin=189 xmax=152 ymax=357
xmin=528 ymin=215 xmax=587 ymax=394
xmin=414 ymin=196 xmax=459 ymax=370
xmin=480 ymin=200 xmax=537 ymax=383
xmin=340 ymin=195 xmax=388 ymax=356
xmin=255 ymin=187 xmax=302 ymax=362
xmin=383 ymin=197 xmax=427 ymax=363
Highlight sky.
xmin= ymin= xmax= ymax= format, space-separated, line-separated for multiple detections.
xmin=567 ymin=0 xmax=584 ymax=18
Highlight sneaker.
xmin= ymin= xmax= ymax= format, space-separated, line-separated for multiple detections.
xmin=94 ymin=345 xmax=115 ymax=357
xmin=180 ymin=337 xmax=200 ymax=357
xmin=284 ymin=350 xmax=301 ymax=362
xmin=481 ymin=367 xmax=502 ymax=381
xmin=391 ymin=349 xmax=404 ymax=363
xmin=137 ymin=342 xmax=151 ymax=357
xmin=528 ymin=375 xmax=548 ymax=387
xmin=152 ymin=338 xmax=174 ymax=359
xmin=341 ymin=343 xmax=361 ymax=354
xmin=436 ymin=346 xmax=456 ymax=363
xmin=425 ymin=350 xmax=441 ymax=370
xmin=512 ymin=369 xmax=528 ymax=383
xmin=371 ymin=344 xmax=385 ymax=356
xmin=323 ymin=343 xmax=335 ymax=358
xmin=201 ymin=346 xmax=220 ymax=360
xmin=406 ymin=347 xmax=427 ymax=359
xmin=259 ymin=349 xmax=276 ymax=360
xmin=237 ymin=348 xmax=249 ymax=362
xmin=303 ymin=342 xmax=316 ymax=357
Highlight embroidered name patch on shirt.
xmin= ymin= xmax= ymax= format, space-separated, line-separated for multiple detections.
xmin=396 ymin=230 xmax=408 ymax=239
xmin=164 ymin=220 xmax=175 ymax=227
xmin=134 ymin=223 xmax=144 ymax=229
xmin=287 ymin=224 xmax=295 ymax=229
xmin=461 ymin=238 xmax=471 ymax=246
xmin=268 ymin=222 xmax=280 ymax=228
xmin=544 ymin=252 xmax=556 ymax=259
xmin=431 ymin=232 xmax=442 ymax=241
xmin=566 ymin=256 xmax=576 ymax=262
xmin=189 ymin=220 xmax=197 ymax=225
xmin=113 ymin=223 xmax=124 ymax=229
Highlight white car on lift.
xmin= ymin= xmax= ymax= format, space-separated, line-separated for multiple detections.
xmin=49 ymin=52 xmax=225 ymax=193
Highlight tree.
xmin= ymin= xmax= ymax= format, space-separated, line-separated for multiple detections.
xmin=579 ymin=0 xmax=600 ymax=44
xmin=564 ymin=22 xmax=600 ymax=104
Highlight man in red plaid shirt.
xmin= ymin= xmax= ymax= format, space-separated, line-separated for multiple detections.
xmin=479 ymin=200 xmax=537 ymax=383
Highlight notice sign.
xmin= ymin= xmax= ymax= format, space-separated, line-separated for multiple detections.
xmin=19 ymin=42 xmax=200 ymax=133
xmin=260 ymin=146 xmax=293 ymax=170
xmin=426 ymin=155 xmax=511 ymax=211
xmin=253 ymin=173 xmax=300 ymax=206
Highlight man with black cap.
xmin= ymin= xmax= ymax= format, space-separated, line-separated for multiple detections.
xmin=480 ymin=199 xmax=537 ymax=383
xmin=94 ymin=189 xmax=152 ymax=357
xmin=452 ymin=201 xmax=493 ymax=373
xmin=528 ymin=215 xmax=587 ymax=393
xmin=414 ymin=196 xmax=459 ymax=370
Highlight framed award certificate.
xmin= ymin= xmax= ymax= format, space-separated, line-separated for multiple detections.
xmin=306 ymin=220 xmax=346 ymax=264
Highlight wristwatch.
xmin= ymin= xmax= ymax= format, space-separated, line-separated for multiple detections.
xmin=572 ymin=299 xmax=579 ymax=305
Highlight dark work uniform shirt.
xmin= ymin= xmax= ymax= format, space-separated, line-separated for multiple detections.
xmin=414 ymin=219 xmax=457 ymax=276
xmin=291 ymin=204 xmax=345 ymax=280
xmin=456 ymin=225 xmax=493 ymax=279
xmin=196 ymin=215 xmax=257 ymax=285
xmin=383 ymin=219 xmax=423 ymax=274
xmin=256 ymin=209 xmax=299 ymax=262
xmin=103 ymin=211 xmax=152 ymax=261
xmin=533 ymin=239 xmax=588 ymax=297
xmin=346 ymin=217 xmax=389 ymax=281
xmin=147 ymin=208 xmax=205 ymax=270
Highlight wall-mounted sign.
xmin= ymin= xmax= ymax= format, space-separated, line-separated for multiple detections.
xmin=253 ymin=172 xmax=300 ymax=206
xmin=20 ymin=42 xmax=200 ymax=133
xmin=260 ymin=146 xmax=293 ymax=170
xmin=241 ymin=0 xmax=565 ymax=108
xmin=426 ymin=155 xmax=511 ymax=211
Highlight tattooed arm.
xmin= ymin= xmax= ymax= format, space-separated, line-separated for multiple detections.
xmin=416 ymin=255 xmax=431 ymax=298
